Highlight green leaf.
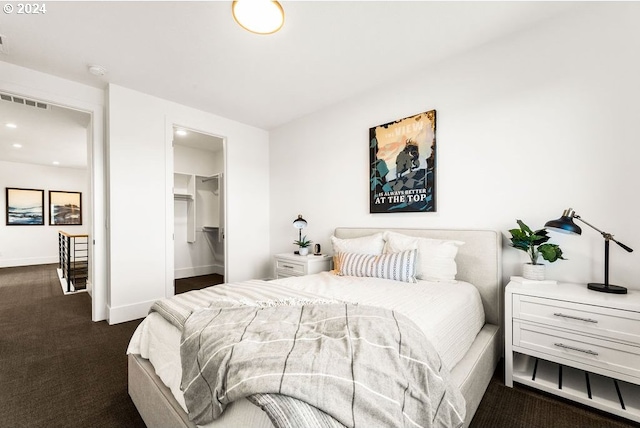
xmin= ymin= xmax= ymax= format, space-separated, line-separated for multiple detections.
xmin=531 ymin=229 xmax=550 ymax=245
xmin=538 ymin=244 xmax=565 ymax=263
xmin=510 ymin=239 xmax=530 ymax=252
xmin=509 ymin=229 xmax=527 ymax=240
xmin=293 ymin=235 xmax=312 ymax=247
xmin=530 ymin=234 xmax=550 ymax=245
xmin=516 ymin=219 xmax=533 ymax=235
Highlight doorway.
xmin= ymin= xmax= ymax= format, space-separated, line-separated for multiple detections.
xmin=0 ymin=91 xmax=102 ymax=316
xmin=172 ymin=126 xmax=226 ymax=293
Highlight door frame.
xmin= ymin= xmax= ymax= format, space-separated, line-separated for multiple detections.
xmin=0 ymin=77 xmax=106 ymax=321
xmin=165 ymin=119 xmax=228 ymax=298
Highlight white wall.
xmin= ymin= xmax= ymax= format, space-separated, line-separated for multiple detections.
xmin=0 ymin=161 xmax=88 ymax=267
xmin=107 ymin=84 xmax=269 ymax=324
xmin=269 ymin=4 xmax=640 ymax=290
xmin=174 ymin=144 xmax=222 ymax=177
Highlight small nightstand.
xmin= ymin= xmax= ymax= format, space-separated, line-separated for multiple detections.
xmin=505 ymin=280 xmax=640 ymax=423
xmin=274 ymin=253 xmax=332 ymax=279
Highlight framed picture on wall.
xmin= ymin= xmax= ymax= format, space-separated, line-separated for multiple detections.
xmin=49 ymin=190 xmax=82 ymax=225
xmin=369 ymin=109 xmax=437 ymax=213
xmin=6 ymin=187 xmax=45 ymax=225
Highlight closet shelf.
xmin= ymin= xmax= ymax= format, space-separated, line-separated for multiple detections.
xmin=174 ymin=193 xmax=194 ymax=200
xmin=201 ymin=175 xmax=219 ymax=183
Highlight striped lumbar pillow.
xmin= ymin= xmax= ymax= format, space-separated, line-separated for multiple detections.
xmin=336 ymin=249 xmax=418 ymax=283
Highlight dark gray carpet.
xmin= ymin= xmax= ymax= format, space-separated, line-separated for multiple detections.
xmin=175 ymin=273 xmax=224 ymax=294
xmin=470 ymin=359 xmax=637 ymax=427
xmin=0 ymin=264 xmax=145 ymax=428
xmin=1 ymin=264 xmax=636 ymax=427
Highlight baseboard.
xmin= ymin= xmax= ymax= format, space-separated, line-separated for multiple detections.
xmin=0 ymin=256 xmax=58 ymax=268
xmin=108 ymin=299 xmax=156 ymax=325
xmin=174 ymin=264 xmax=223 ymax=279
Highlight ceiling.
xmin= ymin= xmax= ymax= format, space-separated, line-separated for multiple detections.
xmin=173 ymin=126 xmax=224 ymax=153
xmin=0 ymin=1 xmax=580 ymax=168
xmin=0 ymin=95 xmax=90 ymax=169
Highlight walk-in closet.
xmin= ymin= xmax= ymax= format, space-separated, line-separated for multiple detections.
xmin=173 ymin=127 xmax=225 ymax=285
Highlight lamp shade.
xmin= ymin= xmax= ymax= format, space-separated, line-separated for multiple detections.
xmin=544 ymin=208 xmax=582 ymax=235
xmin=293 ymin=214 xmax=307 ymax=229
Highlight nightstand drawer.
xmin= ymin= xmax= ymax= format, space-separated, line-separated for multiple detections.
xmin=514 ymin=320 xmax=640 ymax=380
xmin=275 ymin=259 xmax=306 ymax=275
xmin=276 ymin=272 xmax=298 ymax=279
xmin=513 ymin=294 xmax=640 ymax=344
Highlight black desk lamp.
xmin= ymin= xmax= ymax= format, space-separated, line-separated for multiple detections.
xmin=293 ymin=214 xmax=307 ymax=242
xmin=292 ymin=214 xmax=307 ymax=254
xmin=545 ymin=208 xmax=633 ymax=294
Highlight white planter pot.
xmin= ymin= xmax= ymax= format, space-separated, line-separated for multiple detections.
xmin=522 ymin=263 xmax=545 ymax=280
xmin=298 ymin=247 xmax=309 ymax=256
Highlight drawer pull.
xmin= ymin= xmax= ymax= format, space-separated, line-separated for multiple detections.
xmin=554 ymin=342 xmax=599 ymax=356
xmin=282 ymin=264 xmax=295 ymax=269
xmin=553 ymin=312 xmax=598 ymax=323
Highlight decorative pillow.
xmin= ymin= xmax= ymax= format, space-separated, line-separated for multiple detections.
xmin=336 ymin=250 xmax=418 ymax=283
xmin=383 ymin=231 xmax=464 ymax=282
xmin=331 ymin=233 xmax=386 ymax=272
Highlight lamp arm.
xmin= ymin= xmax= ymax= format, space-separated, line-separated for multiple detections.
xmin=573 ymin=215 xmax=604 ymax=235
xmin=575 ymin=215 xmax=634 ymax=253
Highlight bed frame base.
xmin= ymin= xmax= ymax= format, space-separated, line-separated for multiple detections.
xmin=128 ymin=354 xmax=196 ymax=428
xmin=129 ymin=322 xmax=500 ymax=428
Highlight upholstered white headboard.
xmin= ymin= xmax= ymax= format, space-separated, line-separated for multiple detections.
xmin=334 ymin=228 xmax=503 ymax=326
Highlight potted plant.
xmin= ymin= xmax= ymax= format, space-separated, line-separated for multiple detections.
xmin=294 ymin=235 xmax=312 ymax=256
xmin=509 ymin=219 xmax=565 ymax=280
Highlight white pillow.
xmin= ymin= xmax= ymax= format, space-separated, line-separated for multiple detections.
xmin=331 ymin=233 xmax=386 ymax=274
xmin=330 ymin=233 xmax=385 ymax=255
xmin=383 ymin=231 xmax=464 ymax=282
xmin=336 ymin=250 xmax=418 ymax=283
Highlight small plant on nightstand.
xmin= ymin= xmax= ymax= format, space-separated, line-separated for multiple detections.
xmin=294 ymin=235 xmax=312 ymax=256
xmin=509 ymin=219 xmax=565 ymax=280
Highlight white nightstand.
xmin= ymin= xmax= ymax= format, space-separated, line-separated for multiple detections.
xmin=274 ymin=253 xmax=332 ymax=279
xmin=505 ymin=280 xmax=640 ymax=423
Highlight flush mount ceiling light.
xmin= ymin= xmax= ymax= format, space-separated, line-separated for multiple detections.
xmin=175 ymin=129 xmax=188 ymax=136
xmin=52 ymin=161 xmax=60 ymax=165
xmin=5 ymin=123 xmax=17 ymax=128
xmin=232 ymin=0 xmax=284 ymax=35
xmin=12 ymin=143 xmax=22 ymax=148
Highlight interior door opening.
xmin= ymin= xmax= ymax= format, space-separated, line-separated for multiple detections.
xmin=0 ymin=92 xmax=95 ymax=310
xmin=172 ymin=126 xmax=226 ymax=294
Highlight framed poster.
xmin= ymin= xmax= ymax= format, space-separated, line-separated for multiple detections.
xmin=49 ymin=190 xmax=82 ymax=225
xmin=6 ymin=187 xmax=45 ymax=225
xmin=369 ymin=109 xmax=436 ymax=213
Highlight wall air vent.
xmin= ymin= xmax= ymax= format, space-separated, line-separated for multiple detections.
xmin=0 ymin=92 xmax=50 ymax=110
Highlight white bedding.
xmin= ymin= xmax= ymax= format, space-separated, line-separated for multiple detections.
xmin=127 ymin=272 xmax=485 ymax=420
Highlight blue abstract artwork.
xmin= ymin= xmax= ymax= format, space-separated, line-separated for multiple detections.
xmin=6 ymin=188 xmax=44 ymax=225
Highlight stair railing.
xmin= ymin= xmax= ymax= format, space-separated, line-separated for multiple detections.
xmin=58 ymin=231 xmax=89 ymax=292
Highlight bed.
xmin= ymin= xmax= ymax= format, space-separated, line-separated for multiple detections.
xmin=127 ymin=227 xmax=502 ymax=427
